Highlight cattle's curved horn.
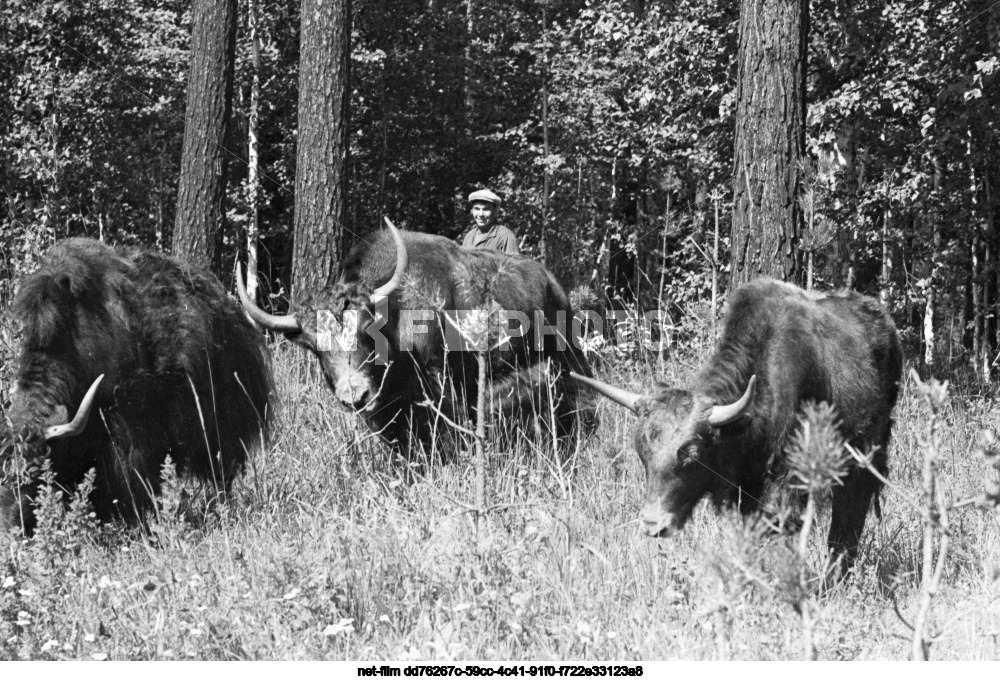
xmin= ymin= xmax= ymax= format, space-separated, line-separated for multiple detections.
xmin=44 ymin=375 xmax=104 ymax=440
xmin=236 ymin=263 xmax=302 ymax=332
xmin=370 ymin=217 xmax=408 ymax=304
xmin=568 ymin=371 xmax=642 ymax=412
xmin=706 ymin=375 xmax=757 ymax=426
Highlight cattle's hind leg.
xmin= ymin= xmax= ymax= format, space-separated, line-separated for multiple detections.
xmin=827 ymin=456 xmax=883 ymax=577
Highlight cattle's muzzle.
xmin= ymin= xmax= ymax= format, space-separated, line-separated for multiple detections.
xmin=335 ymin=375 xmax=373 ymax=410
xmin=639 ymin=504 xmax=682 ymax=538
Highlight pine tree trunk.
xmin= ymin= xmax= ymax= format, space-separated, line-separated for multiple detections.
xmin=984 ymin=230 xmax=993 ymax=382
xmin=730 ymin=0 xmax=808 ymax=288
xmin=968 ymin=138 xmax=981 ymax=378
xmin=881 ymin=207 xmax=892 ymax=305
xmin=246 ymin=0 xmax=262 ymax=302
xmin=173 ymin=0 xmax=237 ymax=273
xmin=292 ymin=0 xmax=352 ymax=296
xmin=540 ymin=4 xmax=550 ymax=266
xmin=972 ymin=230 xmax=982 ymax=372
xmin=925 ymin=217 xmax=941 ymax=368
xmin=465 ymin=0 xmax=475 ymax=114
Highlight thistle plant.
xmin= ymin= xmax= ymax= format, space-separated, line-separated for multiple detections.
xmin=785 ymin=401 xmax=851 ymax=659
xmin=787 ymin=402 xmax=851 ymax=558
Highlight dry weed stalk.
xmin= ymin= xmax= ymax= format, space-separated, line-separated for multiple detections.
xmin=909 ymin=372 xmax=950 ymax=661
xmin=846 ymin=374 xmax=1000 ymax=659
xmin=703 ymin=520 xmax=770 ymax=660
xmin=704 ymin=403 xmax=852 ymax=660
xmin=474 ymin=347 xmax=488 ymax=533
xmin=975 ymin=429 xmax=1000 ymax=514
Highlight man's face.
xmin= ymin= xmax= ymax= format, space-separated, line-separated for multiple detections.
xmin=471 ymin=201 xmax=496 ymax=230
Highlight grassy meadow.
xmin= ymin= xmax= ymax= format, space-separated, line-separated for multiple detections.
xmin=2 ymin=332 xmax=1000 ymax=661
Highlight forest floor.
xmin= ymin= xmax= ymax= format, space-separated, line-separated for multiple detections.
xmin=2 ymin=339 xmax=999 ymax=661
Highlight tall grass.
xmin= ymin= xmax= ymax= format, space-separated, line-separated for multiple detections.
xmin=1 ymin=336 xmax=999 ymax=660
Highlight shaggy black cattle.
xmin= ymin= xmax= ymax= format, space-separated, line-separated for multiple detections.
xmin=238 ymin=219 xmax=594 ymax=455
xmin=0 ymin=239 xmax=273 ymax=533
xmin=571 ymin=278 xmax=903 ymax=567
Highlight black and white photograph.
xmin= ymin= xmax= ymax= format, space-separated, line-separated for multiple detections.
xmin=1 ymin=0 xmax=999 ymax=662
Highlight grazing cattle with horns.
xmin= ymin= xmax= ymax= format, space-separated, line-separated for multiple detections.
xmin=571 ymin=278 xmax=902 ymax=568
xmin=0 ymin=239 xmax=273 ymax=534
xmin=238 ymin=219 xmax=595 ymax=456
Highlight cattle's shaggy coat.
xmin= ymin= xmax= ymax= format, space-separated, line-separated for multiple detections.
xmin=243 ymin=225 xmax=595 ymax=455
xmin=576 ymin=278 xmax=903 ymax=567
xmin=1 ymin=238 xmax=273 ymax=532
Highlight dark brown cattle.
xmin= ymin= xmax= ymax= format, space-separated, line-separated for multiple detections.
xmin=572 ymin=278 xmax=902 ymax=568
xmin=239 ymin=220 xmax=595 ymax=456
xmin=1 ymin=239 xmax=273 ymax=533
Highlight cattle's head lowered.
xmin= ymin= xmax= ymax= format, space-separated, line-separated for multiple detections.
xmin=2 ymin=237 xmax=273 ymax=534
xmin=238 ymin=218 xmax=407 ymax=411
xmin=569 ymin=371 xmax=756 ymax=536
xmin=1 ymin=375 xmax=105 ymax=530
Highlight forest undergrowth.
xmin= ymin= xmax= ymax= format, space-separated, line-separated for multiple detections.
xmin=1 ymin=334 xmax=999 ymax=661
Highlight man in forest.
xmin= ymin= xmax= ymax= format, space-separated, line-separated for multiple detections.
xmin=461 ymin=189 xmax=520 ymax=255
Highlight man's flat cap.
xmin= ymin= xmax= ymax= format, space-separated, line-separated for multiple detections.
xmin=468 ymin=189 xmax=502 ymax=206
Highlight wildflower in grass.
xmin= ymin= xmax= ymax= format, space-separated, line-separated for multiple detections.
xmin=98 ymin=575 xmax=121 ymax=589
xmin=322 ymin=618 xmax=355 ymax=636
xmin=399 ymin=645 xmax=422 ymax=661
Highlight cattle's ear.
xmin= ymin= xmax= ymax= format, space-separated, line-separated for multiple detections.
xmin=289 ymin=325 xmax=320 ymax=352
xmin=290 ymin=307 xmax=322 ymax=352
xmin=44 ymin=405 xmax=68 ymax=429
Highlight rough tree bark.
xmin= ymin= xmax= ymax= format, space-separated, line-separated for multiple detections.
xmin=540 ymin=3 xmax=550 ymax=266
xmin=292 ymin=0 xmax=352 ymax=297
xmin=925 ymin=216 xmax=941 ymax=368
xmin=246 ymin=0 xmax=262 ymax=302
xmin=173 ymin=0 xmax=237 ymax=272
xmin=730 ymin=0 xmax=808 ymax=288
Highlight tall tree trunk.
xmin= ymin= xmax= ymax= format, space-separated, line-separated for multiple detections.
xmin=292 ymin=0 xmax=352 ymax=296
xmin=881 ymin=207 xmax=892 ymax=305
xmin=712 ymin=190 xmax=721 ymax=334
xmin=925 ymin=216 xmax=941 ymax=368
xmin=465 ymin=0 xmax=475 ymax=114
xmin=540 ymin=4 xmax=550 ymax=265
xmin=729 ymin=0 xmax=808 ymax=288
xmin=173 ymin=0 xmax=237 ymax=273
xmin=377 ymin=52 xmax=390 ymax=224
xmin=246 ymin=0 xmax=262 ymax=302
xmin=967 ymin=135 xmax=982 ymax=378
xmin=986 ymin=169 xmax=996 ymax=381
